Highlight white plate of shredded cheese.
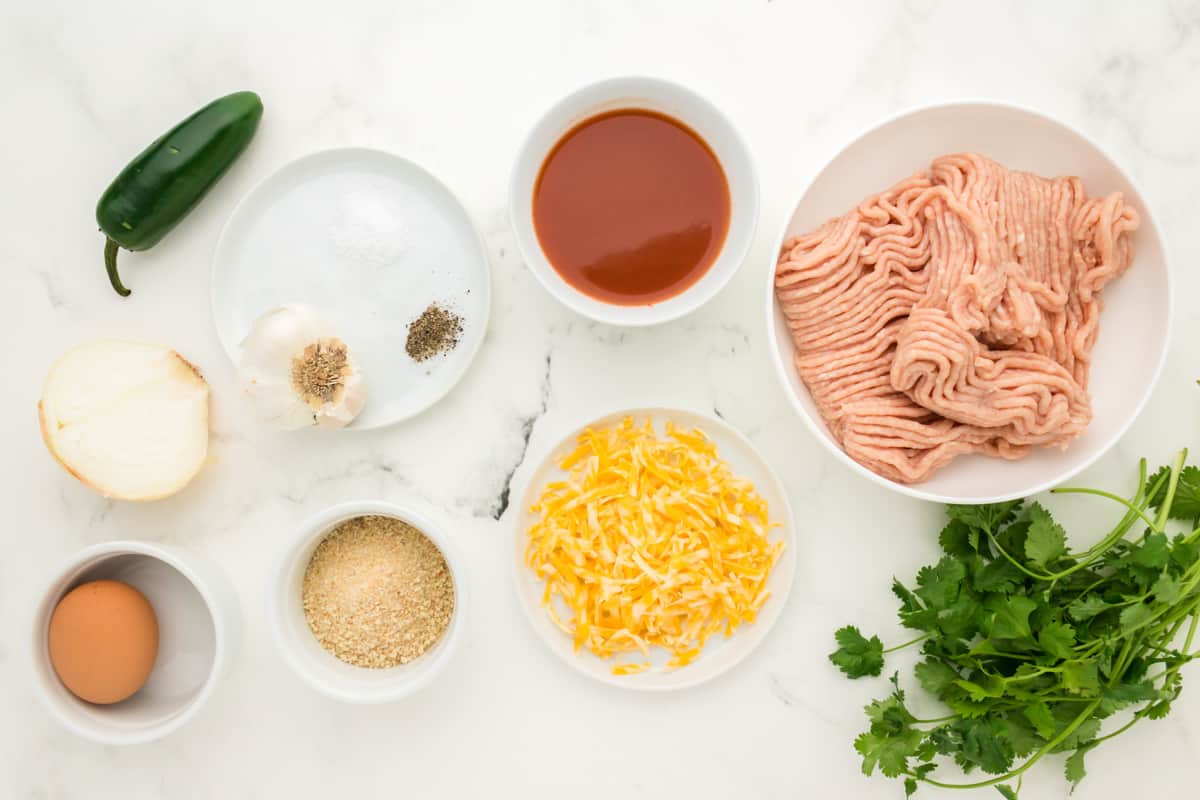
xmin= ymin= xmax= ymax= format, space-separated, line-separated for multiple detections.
xmin=211 ymin=147 xmax=491 ymax=429
xmin=513 ymin=407 xmax=797 ymax=690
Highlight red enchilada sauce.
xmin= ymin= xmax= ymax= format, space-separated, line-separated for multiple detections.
xmin=533 ymin=110 xmax=731 ymax=305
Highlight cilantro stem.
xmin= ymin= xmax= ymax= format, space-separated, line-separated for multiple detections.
xmin=1183 ymin=610 xmax=1199 ymax=653
xmin=1153 ymin=449 xmax=1189 ymax=530
xmin=910 ymin=713 xmax=957 ymax=725
xmin=1111 ymin=634 xmax=1140 ymax=683
xmin=883 ymin=634 xmax=928 ymax=654
xmin=1047 ymin=469 xmax=1167 ymax=570
xmin=1049 ymin=487 xmax=1161 ymax=533
xmin=1091 ymin=710 xmax=1147 ymax=745
xmin=1141 ymin=620 xmax=1185 ymax=658
xmin=981 ymin=531 xmax=1055 ymax=580
xmin=984 ymin=476 xmax=1161 ymax=583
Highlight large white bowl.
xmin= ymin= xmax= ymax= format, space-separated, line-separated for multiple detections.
xmin=766 ymin=102 xmax=1171 ymax=504
xmin=270 ymin=501 xmax=466 ymax=704
xmin=513 ymin=408 xmax=796 ymax=690
xmin=510 ymin=76 xmax=759 ymax=326
xmin=31 ymin=541 xmax=239 ymax=745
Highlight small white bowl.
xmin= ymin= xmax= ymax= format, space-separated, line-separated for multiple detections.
xmin=31 ymin=541 xmax=239 ymax=745
xmin=766 ymin=101 xmax=1172 ymax=504
xmin=509 ymin=76 xmax=759 ymax=326
xmin=270 ymin=501 xmax=466 ymax=704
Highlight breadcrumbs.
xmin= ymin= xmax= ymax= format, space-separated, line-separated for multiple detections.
xmin=302 ymin=515 xmax=455 ymax=669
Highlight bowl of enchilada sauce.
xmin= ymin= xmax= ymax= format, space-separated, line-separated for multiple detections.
xmin=510 ymin=77 xmax=759 ymax=326
xmin=533 ymin=110 xmax=730 ymax=306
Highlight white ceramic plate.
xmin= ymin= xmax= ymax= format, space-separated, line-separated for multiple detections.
xmin=509 ymin=76 xmax=759 ymax=326
xmin=766 ymin=102 xmax=1172 ymax=504
xmin=212 ymin=148 xmax=491 ymax=429
xmin=513 ymin=408 xmax=796 ymax=690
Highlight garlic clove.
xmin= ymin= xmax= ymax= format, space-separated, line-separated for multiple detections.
xmin=242 ymin=375 xmax=320 ymax=430
xmin=238 ymin=305 xmax=330 ymax=376
xmin=238 ymin=304 xmax=368 ymax=430
xmin=314 ymin=371 xmax=367 ymax=428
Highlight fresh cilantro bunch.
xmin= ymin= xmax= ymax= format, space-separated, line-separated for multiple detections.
xmin=830 ymin=453 xmax=1200 ymax=798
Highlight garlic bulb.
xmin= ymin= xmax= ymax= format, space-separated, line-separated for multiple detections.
xmin=238 ymin=305 xmax=367 ymax=430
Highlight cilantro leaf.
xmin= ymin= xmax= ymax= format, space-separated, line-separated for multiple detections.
xmin=1049 ymin=714 xmax=1101 ymax=752
xmin=915 ymin=556 xmax=967 ymax=611
xmin=973 ymin=557 xmax=1024 ymax=594
xmin=865 ymin=687 xmax=916 ymax=727
xmin=1061 ymin=661 xmax=1101 ymax=695
xmin=1146 ymin=700 xmax=1174 ymax=720
xmin=1151 ymin=572 xmax=1183 ymax=605
xmin=1068 ymin=595 xmax=1113 ymax=622
xmin=996 ymin=785 xmax=1018 ymax=800
xmin=1022 ymin=700 xmax=1056 ymax=739
xmin=1004 ymin=713 xmax=1040 ymax=758
xmin=914 ymin=659 xmax=959 ymax=694
xmin=1168 ymin=466 xmax=1200 ymax=518
xmin=855 ymin=729 xmax=918 ymax=778
xmin=946 ymin=501 xmax=1022 ymax=534
xmin=1170 ymin=536 xmax=1199 ymax=570
xmin=830 ymin=626 xmax=884 ymax=678
xmin=855 ymin=677 xmax=928 ymax=777
xmin=893 ymin=579 xmax=937 ymax=631
xmin=954 ymin=717 xmax=1016 ymax=775
xmin=1099 ymin=681 xmax=1158 ymax=715
xmin=987 ymin=595 xmax=1038 ymax=639
xmin=1036 ymin=621 xmax=1077 ymax=660
xmin=904 ymin=777 xmax=918 ymax=798
xmin=1119 ymin=602 xmax=1156 ymax=633
xmin=1132 ymin=532 xmax=1170 ymax=569
xmin=1024 ymin=502 xmax=1067 ymax=566
xmin=937 ymin=595 xmax=987 ymax=645
xmin=993 ymin=518 xmax=1031 ymax=565
xmin=939 ymin=518 xmax=978 ymax=557
xmin=1064 ymin=743 xmax=1095 ymax=787
xmin=954 ymin=677 xmax=1005 ymax=702
xmin=945 ymin=694 xmax=993 ymax=719
xmin=1147 ymin=464 xmax=1200 ymax=520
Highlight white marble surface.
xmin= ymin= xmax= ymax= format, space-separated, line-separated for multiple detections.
xmin=3 ymin=1 xmax=1199 ymax=797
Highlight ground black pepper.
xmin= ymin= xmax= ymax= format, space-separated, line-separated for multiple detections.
xmin=406 ymin=302 xmax=463 ymax=362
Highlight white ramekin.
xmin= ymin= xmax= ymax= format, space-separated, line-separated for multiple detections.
xmin=31 ymin=540 xmax=240 ymax=745
xmin=509 ymin=75 xmax=759 ymax=326
xmin=270 ymin=500 xmax=467 ymax=704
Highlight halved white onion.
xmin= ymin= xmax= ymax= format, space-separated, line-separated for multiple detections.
xmin=39 ymin=340 xmax=210 ymax=501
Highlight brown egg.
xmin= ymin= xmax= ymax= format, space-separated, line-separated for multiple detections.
xmin=48 ymin=580 xmax=159 ymax=704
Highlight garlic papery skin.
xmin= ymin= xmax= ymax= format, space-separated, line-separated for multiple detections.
xmin=238 ymin=305 xmax=367 ymax=430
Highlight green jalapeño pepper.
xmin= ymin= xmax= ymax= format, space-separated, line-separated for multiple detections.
xmin=96 ymin=91 xmax=263 ymax=296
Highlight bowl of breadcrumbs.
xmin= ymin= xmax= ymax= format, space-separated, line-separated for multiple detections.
xmin=271 ymin=501 xmax=466 ymax=703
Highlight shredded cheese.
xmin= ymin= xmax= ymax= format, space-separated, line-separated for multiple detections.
xmin=525 ymin=417 xmax=782 ymax=674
